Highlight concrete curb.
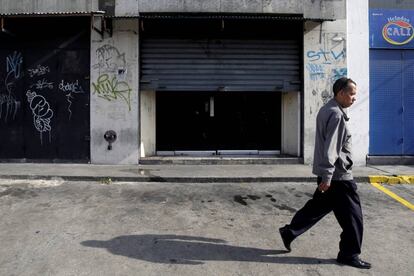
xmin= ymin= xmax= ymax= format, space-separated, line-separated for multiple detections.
xmin=0 ymin=175 xmax=372 ymax=183
xmin=368 ymin=175 xmax=414 ymax=184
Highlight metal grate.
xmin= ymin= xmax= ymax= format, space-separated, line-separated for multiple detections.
xmin=140 ymin=38 xmax=301 ymax=92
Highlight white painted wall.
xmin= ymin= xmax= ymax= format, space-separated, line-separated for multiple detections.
xmin=303 ymin=20 xmax=347 ymax=164
xmin=346 ymin=0 xmax=369 ymax=165
xmin=281 ymin=92 xmax=300 ymax=156
xmin=140 ymin=90 xmax=156 ymax=157
xmin=90 ymin=19 xmax=139 ymax=164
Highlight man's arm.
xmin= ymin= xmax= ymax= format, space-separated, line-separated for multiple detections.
xmin=318 ymin=113 xmax=345 ymax=192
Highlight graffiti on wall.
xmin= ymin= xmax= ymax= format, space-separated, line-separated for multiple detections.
xmin=92 ymin=74 xmax=131 ymax=111
xmin=59 ymin=79 xmax=85 ymax=120
xmin=306 ymin=48 xmax=346 ymax=64
xmin=306 ymin=32 xmax=347 ymax=102
xmin=94 ymin=44 xmax=126 ymax=74
xmin=27 ymin=62 xmax=55 ymax=144
xmin=30 ymin=79 xmax=54 ymax=90
xmin=331 ymin=68 xmax=348 ymax=82
xmin=27 ymin=64 xmax=50 ymax=78
xmin=306 ymin=63 xmax=325 ymax=81
xmin=0 ymin=51 xmax=22 ymax=122
xmin=92 ymin=44 xmax=132 ymax=110
xmin=26 ymin=90 xmax=54 ymax=145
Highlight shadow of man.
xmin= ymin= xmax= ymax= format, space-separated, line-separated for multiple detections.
xmin=81 ymin=234 xmax=335 ymax=265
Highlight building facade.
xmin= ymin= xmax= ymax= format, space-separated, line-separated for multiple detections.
xmin=0 ymin=0 xmax=372 ymax=165
xmin=368 ymin=0 xmax=414 ymax=164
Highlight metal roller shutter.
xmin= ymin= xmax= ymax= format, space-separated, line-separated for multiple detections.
xmin=140 ymin=38 xmax=301 ymax=92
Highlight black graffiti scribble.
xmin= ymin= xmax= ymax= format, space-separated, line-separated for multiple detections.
xmin=94 ymin=44 xmax=126 ymax=73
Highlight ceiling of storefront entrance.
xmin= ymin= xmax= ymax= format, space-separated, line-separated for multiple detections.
xmin=140 ymin=14 xmax=304 ymax=40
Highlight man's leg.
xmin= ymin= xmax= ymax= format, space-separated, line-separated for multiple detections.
xmin=286 ymin=187 xmax=334 ymax=238
xmin=281 ymin=178 xmax=334 ymax=245
xmin=332 ymin=180 xmax=363 ymax=259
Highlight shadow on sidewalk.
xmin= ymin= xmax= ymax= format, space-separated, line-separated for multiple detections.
xmin=81 ymin=234 xmax=335 ymax=265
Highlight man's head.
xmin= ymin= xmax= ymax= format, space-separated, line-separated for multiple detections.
xmin=333 ymin=77 xmax=357 ymax=108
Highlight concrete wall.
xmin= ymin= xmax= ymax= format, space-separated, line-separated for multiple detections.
xmin=115 ymin=0 xmax=138 ymax=16
xmin=0 ymin=0 xmax=346 ymax=19
xmin=90 ymin=19 xmax=139 ymax=164
xmin=136 ymin=0 xmax=345 ymax=19
xmin=303 ymin=19 xmax=347 ymax=164
xmin=347 ymin=0 xmax=369 ymax=165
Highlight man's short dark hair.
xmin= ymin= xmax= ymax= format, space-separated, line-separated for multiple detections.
xmin=333 ymin=77 xmax=356 ymax=96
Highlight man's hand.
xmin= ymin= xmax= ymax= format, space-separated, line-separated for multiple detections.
xmin=318 ymin=181 xmax=331 ymax=193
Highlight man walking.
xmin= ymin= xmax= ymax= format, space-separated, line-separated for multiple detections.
xmin=279 ymin=77 xmax=371 ymax=269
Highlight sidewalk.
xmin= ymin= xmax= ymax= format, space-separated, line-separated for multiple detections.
xmin=0 ymin=163 xmax=413 ymax=183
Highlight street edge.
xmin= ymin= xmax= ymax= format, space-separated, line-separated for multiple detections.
xmin=0 ymin=175 xmax=371 ymax=183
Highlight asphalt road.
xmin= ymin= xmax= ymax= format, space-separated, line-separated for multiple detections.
xmin=0 ymin=179 xmax=413 ymax=276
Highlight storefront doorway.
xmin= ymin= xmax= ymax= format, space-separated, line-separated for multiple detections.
xmin=139 ymin=15 xmax=302 ymax=158
xmin=156 ymin=92 xmax=281 ymax=153
xmin=0 ymin=17 xmax=90 ymax=162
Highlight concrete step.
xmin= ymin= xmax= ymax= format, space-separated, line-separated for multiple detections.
xmin=139 ymin=156 xmax=303 ymax=165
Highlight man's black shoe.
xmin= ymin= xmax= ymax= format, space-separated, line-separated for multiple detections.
xmin=279 ymin=226 xmax=293 ymax=252
xmin=336 ymin=256 xmax=371 ymax=269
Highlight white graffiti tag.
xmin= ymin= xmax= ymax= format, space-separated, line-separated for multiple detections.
xmin=59 ymin=80 xmax=84 ymax=94
xmin=30 ymin=78 xmax=54 ymax=90
xmin=59 ymin=80 xmax=85 ymax=120
xmin=0 ymin=94 xmax=20 ymax=121
xmin=26 ymin=90 xmax=54 ymax=145
xmin=27 ymin=64 xmax=50 ymax=78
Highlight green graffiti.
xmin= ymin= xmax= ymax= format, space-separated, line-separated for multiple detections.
xmin=92 ymin=74 xmax=131 ymax=111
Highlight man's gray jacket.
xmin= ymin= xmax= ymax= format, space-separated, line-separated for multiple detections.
xmin=312 ymin=98 xmax=353 ymax=184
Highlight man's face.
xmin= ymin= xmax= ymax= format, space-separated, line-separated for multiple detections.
xmin=339 ymin=83 xmax=357 ymax=108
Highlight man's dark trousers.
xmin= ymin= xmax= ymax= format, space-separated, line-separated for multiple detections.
xmin=284 ymin=177 xmax=363 ymax=258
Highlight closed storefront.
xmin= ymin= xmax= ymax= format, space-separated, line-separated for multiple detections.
xmin=140 ymin=15 xmax=302 ymax=156
xmin=0 ymin=0 xmax=346 ymax=165
xmin=0 ymin=16 xmax=90 ymax=161
xmin=369 ymin=9 xmax=414 ymax=158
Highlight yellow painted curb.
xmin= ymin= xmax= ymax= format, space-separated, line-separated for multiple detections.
xmin=369 ymin=175 xmax=414 ymax=184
